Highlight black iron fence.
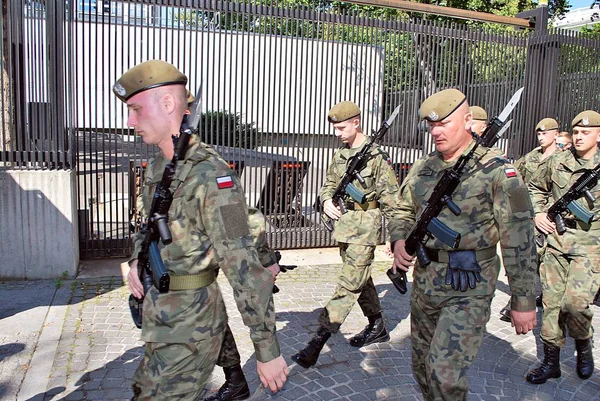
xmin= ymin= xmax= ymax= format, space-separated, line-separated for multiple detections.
xmin=1 ymin=0 xmax=600 ymax=257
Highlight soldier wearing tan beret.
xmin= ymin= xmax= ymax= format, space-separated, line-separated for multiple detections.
xmin=387 ymin=88 xmax=537 ymax=400
xmin=469 ymin=106 xmax=488 ymax=136
xmin=527 ymin=110 xmax=600 ymax=384
xmin=291 ymin=101 xmax=402 ymax=369
xmin=117 ymin=60 xmax=288 ymax=400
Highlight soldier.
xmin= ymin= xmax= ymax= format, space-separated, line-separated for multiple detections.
xmin=117 ymin=60 xmax=288 ymax=400
xmin=556 ymin=131 xmax=573 ymax=152
xmin=526 ymin=110 xmax=600 ymax=384
xmin=499 ymin=117 xmax=559 ymax=322
xmin=389 ymin=89 xmax=537 ymax=400
xmin=469 ymin=106 xmax=488 ymax=136
xmin=291 ymin=101 xmax=401 ymax=369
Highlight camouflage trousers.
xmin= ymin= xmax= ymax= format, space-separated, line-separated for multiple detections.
xmin=216 ymin=324 xmax=241 ymax=368
xmin=539 ymin=250 xmax=600 ymax=347
xmin=132 ymin=333 xmax=224 ymax=400
xmin=318 ymin=243 xmax=382 ymax=333
xmin=411 ymin=291 xmax=492 ymax=401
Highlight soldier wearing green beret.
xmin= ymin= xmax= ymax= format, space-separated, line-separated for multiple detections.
xmin=469 ymin=106 xmax=488 ymax=136
xmin=117 ymin=60 xmax=288 ymax=400
xmin=388 ymin=88 xmax=537 ymax=400
xmin=291 ymin=101 xmax=401 ymax=369
xmin=498 ymin=117 xmax=560 ymax=322
xmin=526 ymin=110 xmax=600 ymax=384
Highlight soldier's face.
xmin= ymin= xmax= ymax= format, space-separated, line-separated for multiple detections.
xmin=332 ymin=118 xmax=359 ymax=145
xmin=572 ymin=127 xmax=600 ymax=154
xmin=536 ymin=129 xmax=556 ymax=148
xmin=127 ymin=89 xmax=171 ymax=147
xmin=428 ymin=109 xmax=473 ymax=160
xmin=555 ymin=136 xmax=572 ymax=151
xmin=471 ymin=120 xmax=486 ymax=136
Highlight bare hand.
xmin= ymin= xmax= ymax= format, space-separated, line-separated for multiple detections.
xmin=266 ymin=263 xmax=281 ymax=280
xmin=534 ymin=213 xmax=556 ymax=234
xmin=257 ymin=355 xmax=288 ymax=393
xmin=323 ymin=199 xmax=342 ymax=220
xmin=127 ymin=259 xmax=144 ymax=299
xmin=510 ymin=310 xmax=537 ymax=335
xmin=392 ymin=240 xmax=415 ymax=273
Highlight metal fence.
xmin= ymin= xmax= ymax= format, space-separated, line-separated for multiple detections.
xmin=2 ymin=0 xmax=600 ymax=258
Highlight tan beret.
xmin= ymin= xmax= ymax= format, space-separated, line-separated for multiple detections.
xmin=535 ymin=118 xmax=558 ymax=132
xmin=186 ymin=90 xmax=195 ymax=105
xmin=469 ymin=106 xmax=487 ymax=121
xmin=572 ymin=110 xmax=600 ymax=128
xmin=113 ymin=60 xmax=187 ymax=102
xmin=420 ymin=89 xmax=467 ymax=122
xmin=328 ymin=101 xmax=361 ymax=123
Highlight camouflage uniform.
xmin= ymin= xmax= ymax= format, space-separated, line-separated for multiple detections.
xmin=318 ymin=142 xmax=401 ymax=332
xmin=528 ymin=149 xmax=600 ymax=348
xmin=130 ymin=136 xmax=279 ymax=400
xmin=215 ymin=207 xmax=278 ymax=369
xmin=387 ymin=141 xmax=537 ymax=401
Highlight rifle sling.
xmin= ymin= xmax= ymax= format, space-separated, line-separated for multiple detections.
xmin=169 ymin=270 xmax=217 ymax=291
xmin=425 ymin=247 xmax=497 ymax=263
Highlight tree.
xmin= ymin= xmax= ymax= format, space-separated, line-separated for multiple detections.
xmin=200 ymin=111 xmax=261 ymax=149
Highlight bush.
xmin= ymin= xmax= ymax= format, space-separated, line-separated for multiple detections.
xmin=199 ymin=111 xmax=261 ymax=149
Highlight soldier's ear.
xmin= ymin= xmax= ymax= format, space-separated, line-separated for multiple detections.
xmin=464 ymin=112 xmax=473 ymax=132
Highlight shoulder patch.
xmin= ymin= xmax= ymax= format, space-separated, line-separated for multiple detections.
xmin=216 ymin=175 xmax=235 ymax=189
xmin=504 ymin=167 xmax=517 ymax=178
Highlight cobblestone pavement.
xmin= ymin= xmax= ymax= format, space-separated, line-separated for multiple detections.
xmin=6 ymin=262 xmax=600 ymax=401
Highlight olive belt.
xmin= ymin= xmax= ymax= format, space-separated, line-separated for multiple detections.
xmin=563 ymin=219 xmax=600 ymax=231
xmin=169 ymin=270 xmax=216 ymax=291
xmin=345 ymin=200 xmax=379 ymax=211
xmin=424 ymin=247 xmax=497 ymax=263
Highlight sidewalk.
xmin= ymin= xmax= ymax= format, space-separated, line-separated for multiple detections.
xmin=1 ymin=246 xmax=599 ymax=401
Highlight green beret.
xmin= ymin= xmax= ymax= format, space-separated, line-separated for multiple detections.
xmin=469 ymin=106 xmax=487 ymax=121
xmin=328 ymin=101 xmax=361 ymax=123
xmin=113 ymin=60 xmax=188 ymax=102
xmin=572 ymin=110 xmax=600 ymax=128
xmin=420 ymin=89 xmax=467 ymax=122
xmin=535 ymin=118 xmax=558 ymax=132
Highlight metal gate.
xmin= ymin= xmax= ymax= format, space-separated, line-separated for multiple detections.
xmin=2 ymin=1 xmax=600 ymax=258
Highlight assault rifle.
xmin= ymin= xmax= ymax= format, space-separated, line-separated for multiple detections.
xmin=535 ymin=162 xmax=599 ymax=247
xmin=129 ymin=86 xmax=202 ymax=329
xmin=387 ymin=88 xmax=523 ymax=294
xmin=321 ymin=104 xmax=401 ymax=231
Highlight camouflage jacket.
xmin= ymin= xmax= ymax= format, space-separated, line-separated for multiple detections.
xmin=131 ymin=135 xmax=280 ymax=362
xmin=514 ymin=146 xmax=553 ymax=184
xmin=320 ymin=141 xmax=401 ymax=245
xmin=387 ymin=141 xmax=537 ymax=311
xmin=528 ymin=149 xmax=600 ymax=256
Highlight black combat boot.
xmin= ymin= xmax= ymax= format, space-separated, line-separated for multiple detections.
xmin=575 ymin=338 xmax=594 ymax=380
xmin=349 ymin=314 xmax=390 ymax=347
xmin=526 ymin=342 xmax=561 ymax=384
xmin=204 ymin=364 xmax=250 ymax=401
xmin=499 ymin=301 xmax=511 ymax=322
xmin=291 ymin=327 xmax=331 ymax=369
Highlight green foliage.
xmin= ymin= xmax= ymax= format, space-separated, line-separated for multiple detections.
xmin=581 ymin=23 xmax=600 ymax=39
xmin=200 ymin=111 xmax=261 ymax=149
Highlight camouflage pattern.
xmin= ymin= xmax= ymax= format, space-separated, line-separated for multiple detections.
xmin=216 ymin=325 xmax=241 ymax=368
xmin=387 ymin=141 xmax=537 ymax=399
xmin=411 ymin=292 xmax=492 ymax=401
xmin=320 ymin=143 xmax=401 ymax=245
xmin=132 ymin=336 xmax=223 ymax=400
xmin=317 ymin=142 xmax=401 ymax=332
xmin=318 ymin=243 xmax=382 ymax=332
xmin=514 ymin=146 xmax=548 ymax=185
xmin=528 ymin=149 xmax=600 ymax=347
xmin=130 ymin=135 xmax=280 ymax=397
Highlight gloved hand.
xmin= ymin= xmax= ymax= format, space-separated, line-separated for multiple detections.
xmin=445 ymin=251 xmax=482 ymax=292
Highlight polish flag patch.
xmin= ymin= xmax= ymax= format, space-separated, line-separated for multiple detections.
xmin=216 ymin=175 xmax=234 ymax=189
xmin=505 ymin=168 xmax=517 ymax=178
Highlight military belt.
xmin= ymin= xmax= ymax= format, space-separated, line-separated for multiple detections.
xmin=425 ymin=247 xmax=497 ymax=263
xmin=169 ymin=270 xmax=216 ymax=291
xmin=563 ymin=219 xmax=600 ymax=231
xmin=345 ymin=200 xmax=379 ymax=211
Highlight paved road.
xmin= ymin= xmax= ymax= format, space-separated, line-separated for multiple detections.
xmin=2 ymin=252 xmax=600 ymax=401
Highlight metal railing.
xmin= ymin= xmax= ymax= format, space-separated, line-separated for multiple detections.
xmin=1 ymin=0 xmax=600 ymax=257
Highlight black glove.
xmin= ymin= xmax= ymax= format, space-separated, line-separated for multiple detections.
xmin=445 ymin=251 xmax=482 ymax=292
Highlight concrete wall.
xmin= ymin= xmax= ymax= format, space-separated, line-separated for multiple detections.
xmin=0 ymin=169 xmax=79 ymax=279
